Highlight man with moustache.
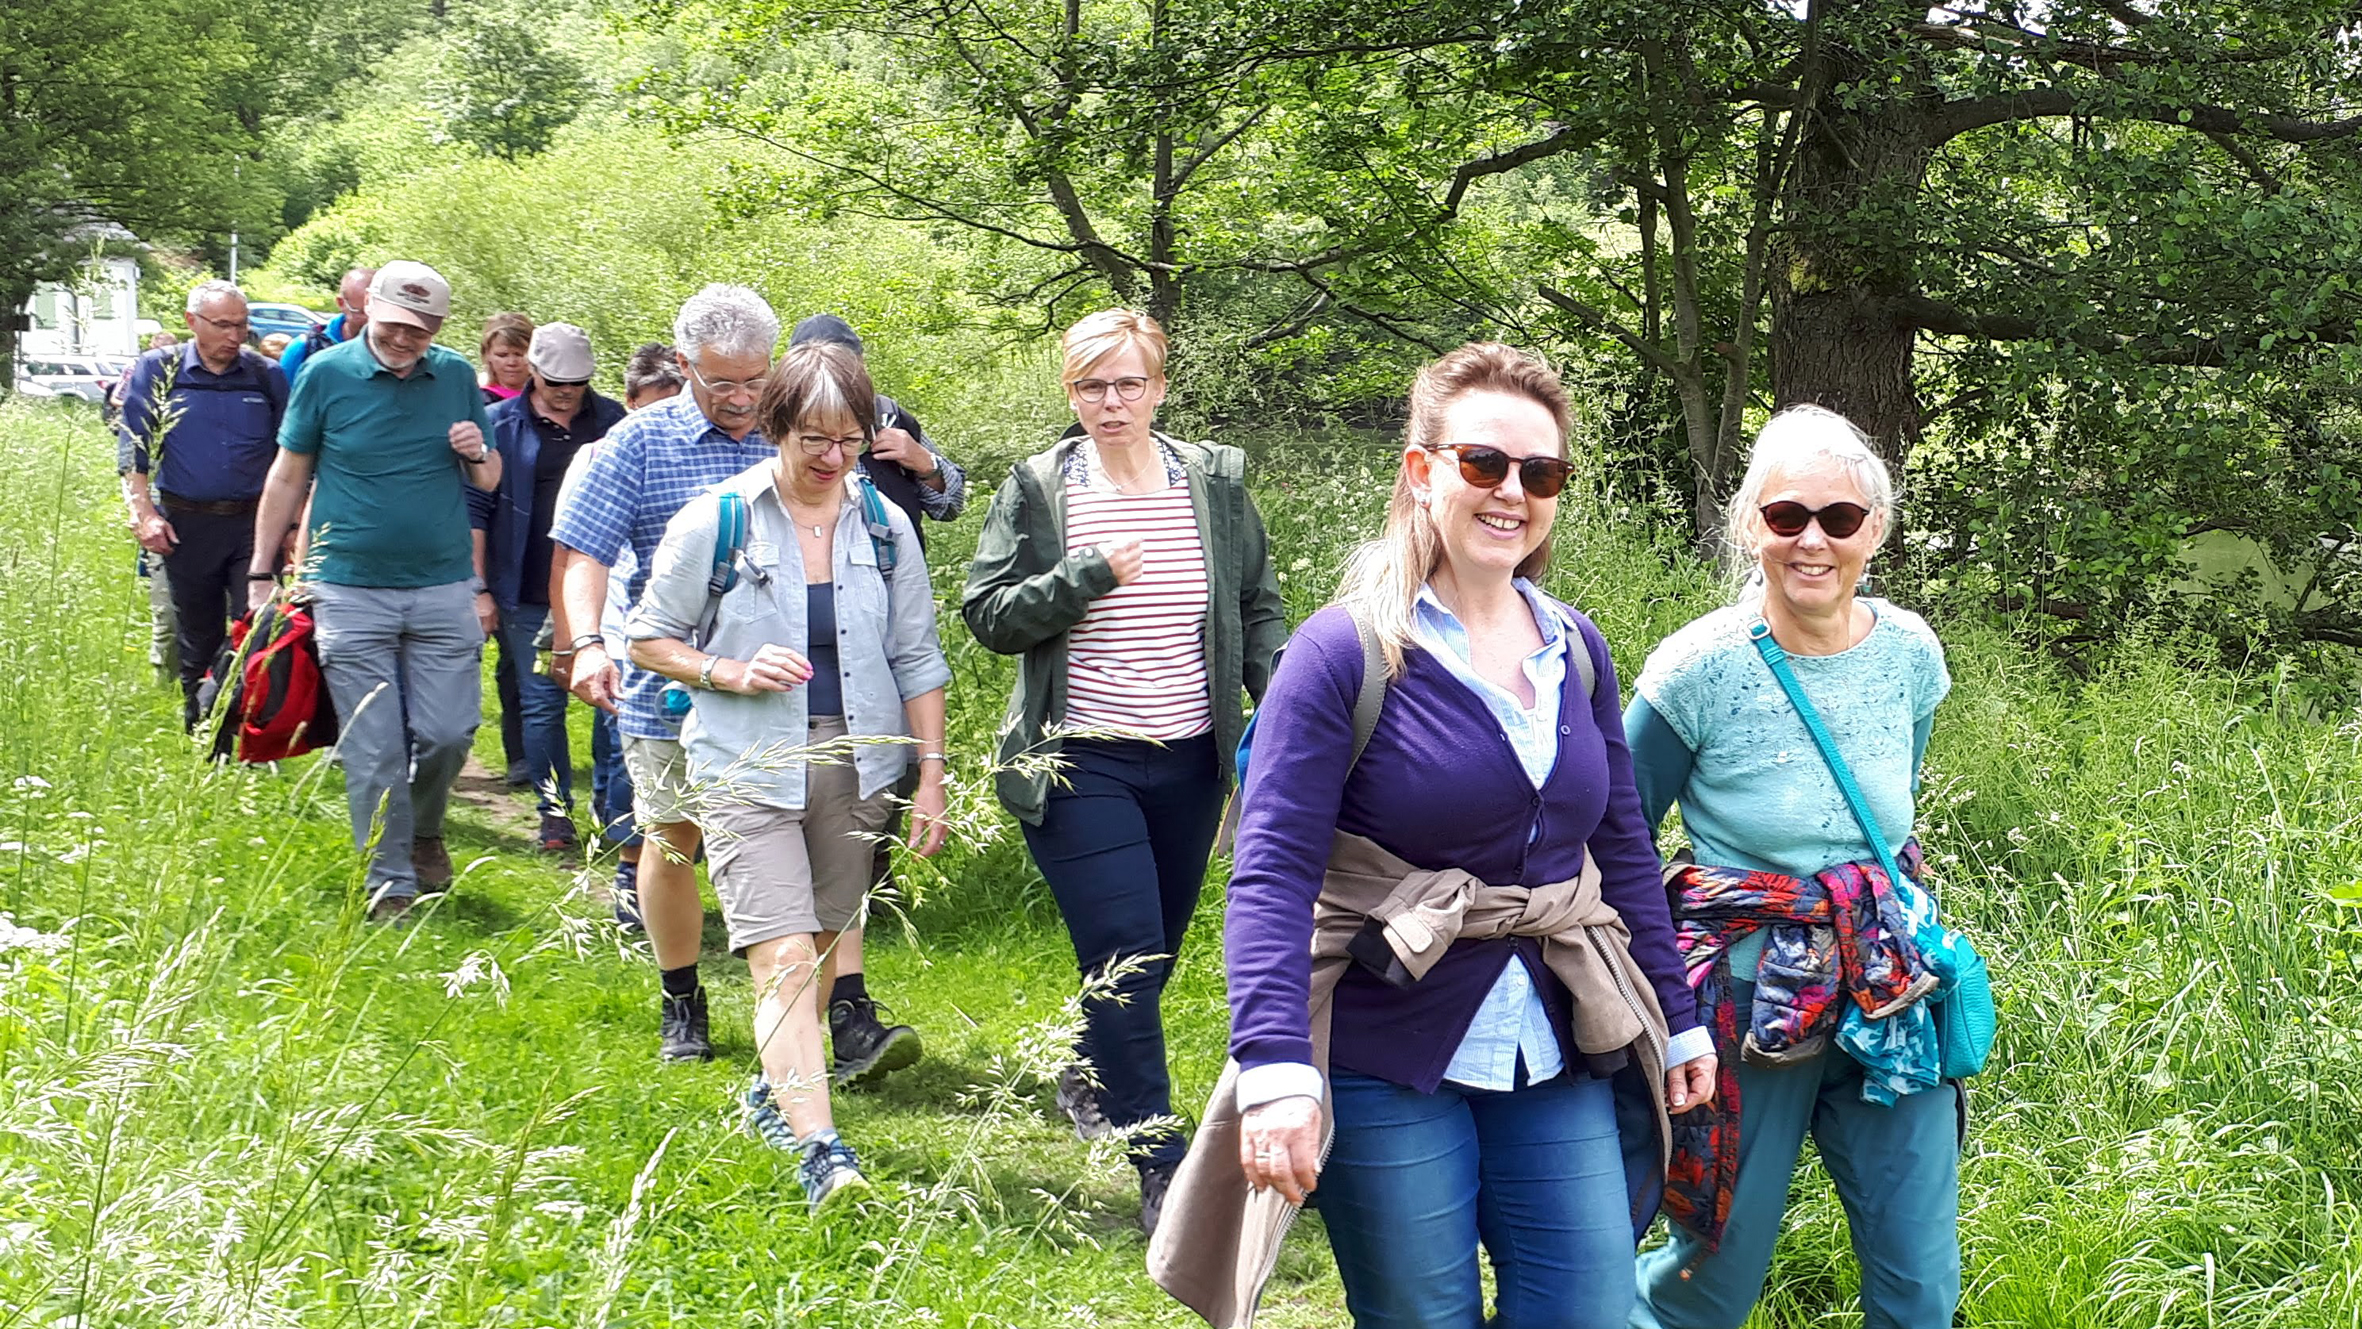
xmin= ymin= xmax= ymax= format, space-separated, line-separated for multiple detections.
xmin=247 ymin=260 xmax=500 ymax=921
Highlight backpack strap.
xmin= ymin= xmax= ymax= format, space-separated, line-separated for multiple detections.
xmin=1343 ymin=603 xmax=1386 ymax=771
xmin=691 ymin=490 xmax=748 ymax=645
xmin=1747 ymin=618 xmax=1902 ymax=888
xmin=853 ymin=472 xmax=898 ymax=578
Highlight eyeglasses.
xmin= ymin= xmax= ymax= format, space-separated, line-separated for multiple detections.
xmin=1424 ymin=445 xmax=1576 ymax=499
xmin=191 ymin=314 xmax=250 ymax=334
xmin=1071 ymin=376 xmax=1152 ymax=404
xmin=1759 ymin=500 xmax=1872 ymax=540
xmin=685 ymin=360 xmax=770 ymax=399
xmin=792 ymin=431 xmax=865 ymax=457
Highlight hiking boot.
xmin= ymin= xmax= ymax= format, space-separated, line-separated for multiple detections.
xmin=829 ymin=996 xmax=921 ymax=1085
xmin=1138 ymin=1161 xmax=1177 ymax=1238
xmin=659 ymin=987 xmax=713 ymax=1062
xmin=412 ymin=837 xmax=455 ymax=894
xmin=537 ymin=812 xmax=578 ymax=853
xmin=505 ymin=759 xmax=532 ymax=789
xmin=611 ymin=859 xmax=644 ymax=933
xmin=796 ymin=1132 xmax=871 ymax=1211
xmin=368 ymin=891 xmax=416 ymax=924
xmin=1056 ymin=1064 xmax=1114 ymax=1142
xmin=743 ymin=1076 xmax=799 ymax=1152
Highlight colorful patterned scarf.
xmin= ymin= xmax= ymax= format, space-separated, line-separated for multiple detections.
xmin=1661 ymin=843 xmax=1942 ymax=1250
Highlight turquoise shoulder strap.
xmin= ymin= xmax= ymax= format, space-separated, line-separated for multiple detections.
xmin=854 ymin=473 xmax=898 ymax=578
xmin=1747 ymin=618 xmax=1903 ymax=888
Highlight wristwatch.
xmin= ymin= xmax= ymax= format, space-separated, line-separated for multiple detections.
xmin=697 ymin=655 xmax=722 ymax=690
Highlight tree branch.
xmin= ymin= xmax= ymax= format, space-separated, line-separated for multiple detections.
xmin=1439 ymin=123 xmax=1583 ymax=213
xmin=1932 ymin=87 xmax=2362 ymax=145
xmin=1538 ymin=284 xmax=1682 ymax=380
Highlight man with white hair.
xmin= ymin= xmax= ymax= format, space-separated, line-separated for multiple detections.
xmin=116 ymin=279 xmax=290 ymax=727
xmin=247 ymin=260 xmax=501 ymax=920
xmin=551 ymin=284 xmax=919 ymax=1080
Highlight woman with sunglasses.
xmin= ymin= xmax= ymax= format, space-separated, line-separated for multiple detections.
xmin=1626 ymin=404 xmax=1957 ymax=1328
xmin=1190 ymin=343 xmax=1714 ymax=1327
xmin=963 ymin=308 xmax=1286 ymax=1235
xmin=628 ymin=340 xmax=952 ymax=1212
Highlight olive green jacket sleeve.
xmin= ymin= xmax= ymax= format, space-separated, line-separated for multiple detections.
xmin=960 ymin=460 xmax=1117 ymax=654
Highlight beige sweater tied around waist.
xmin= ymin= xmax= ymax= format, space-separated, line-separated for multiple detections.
xmin=1146 ymin=830 xmax=1671 ymax=1328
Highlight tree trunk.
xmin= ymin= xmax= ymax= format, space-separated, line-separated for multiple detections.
xmin=1767 ymin=36 xmax=1939 ymax=469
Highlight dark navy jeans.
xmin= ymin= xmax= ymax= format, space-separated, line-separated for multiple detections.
xmin=589 ymin=706 xmax=640 ymax=846
xmin=1020 ymin=734 xmax=1221 ymax=1171
xmin=1321 ymin=1067 xmax=1637 ymax=1328
xmin=491 ymin=604 xmax=570 ymax=816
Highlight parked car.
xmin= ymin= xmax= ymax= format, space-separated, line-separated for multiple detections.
xmin=247 ymin=302 xmax=327 ymax=343
xmin=15 ymin=356 xmax=117 ymax=403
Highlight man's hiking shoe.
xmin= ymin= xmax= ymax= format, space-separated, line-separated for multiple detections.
xmin=829 ymin=996 xmax=920 ymax=1085
xmin=1138 ymin=1161 xmax=1177 ymax=1238
xmin=796 ymin=1132 xmax=871 ymax=1211
xmin=368 ymin=891 xmax=416 ymax=924
xmin=744 ymin=1077 xmax=799 ymax=1151
xmin=412 ymin=837 xmax=455 ymax=894
xmin=505 ymin=759 xmax=532 ymax=790
xmin=659 ymin=987 xmax=713 ymax=1062
xmin=537 ymin=812 xmax=578 ymax=853
xmin=1056 ymin=1064 xmax=1114 ymax=1141
xmin=612 ymin=859 xmax=644 ymax=933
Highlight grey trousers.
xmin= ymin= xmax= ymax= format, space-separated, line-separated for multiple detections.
xmin=143 ymin=550 xmax=179 ymax=688
xmin=310 ymin=580 xmax=484 ymax=900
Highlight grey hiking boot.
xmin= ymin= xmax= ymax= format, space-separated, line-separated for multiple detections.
xmin=797 ymin=1131 xmax=871 ymax=1210
xmin=829 ymin=996 xmax=921 ymax=1085
xmin=658 ymin=987 xmax=713 ymax=1062
xmin=1138 ymin=1161 xmax=1177 ymax=1238
xmin=1056 ymin=1064 xmax=1114 ymax=1141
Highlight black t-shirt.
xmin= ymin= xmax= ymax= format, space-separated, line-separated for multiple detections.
xmin=521 ymin=415 xmax=584 ymax=605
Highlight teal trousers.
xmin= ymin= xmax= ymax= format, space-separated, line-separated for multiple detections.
xmin=1631 ymin=1006 xmax=1963 ymax=1329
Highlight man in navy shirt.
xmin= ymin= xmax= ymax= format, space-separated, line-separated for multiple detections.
xmin=117 ymin=280 xmax=290 ymax=727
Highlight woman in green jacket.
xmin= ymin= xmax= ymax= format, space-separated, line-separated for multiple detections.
xmin=963 ymin=308 xmax=1286 ymax=1235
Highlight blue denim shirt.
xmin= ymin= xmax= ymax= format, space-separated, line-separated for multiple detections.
xmin=627 ymin=461 xmax=952 ymax=810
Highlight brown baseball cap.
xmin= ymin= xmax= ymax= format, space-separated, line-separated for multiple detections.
xmin=366 ymin=260 xmax=452 ymax=330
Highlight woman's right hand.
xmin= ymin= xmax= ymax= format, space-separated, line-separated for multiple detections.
xmin=713 ymin=643 xmax=812 ymax=694
xmin=1100 ymin=537 xmax=1145 ymax=585
xmin=1238 ymin=1095 xmax=1322 ymax=1204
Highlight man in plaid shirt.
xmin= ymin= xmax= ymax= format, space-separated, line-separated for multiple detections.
xmin=550 ymin=285 xmax=919 ymax=1080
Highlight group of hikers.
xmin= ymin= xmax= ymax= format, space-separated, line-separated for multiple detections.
xmin=115 ymin=259 xmax=1984 ymax=1328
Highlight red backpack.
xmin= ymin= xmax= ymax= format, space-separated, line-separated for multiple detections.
xmin=202 ymin=600 xmax=339 ymax=763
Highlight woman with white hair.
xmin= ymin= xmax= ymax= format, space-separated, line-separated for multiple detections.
xmin=1626 ymin=404 xmax=1959 ymax=1328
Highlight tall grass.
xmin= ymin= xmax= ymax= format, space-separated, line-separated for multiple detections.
xmin=3 ymin=397 xmax=2360 ymax=1325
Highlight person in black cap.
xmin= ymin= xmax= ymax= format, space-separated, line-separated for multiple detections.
xmin=785 ymin=315 xmax=967 ymax=542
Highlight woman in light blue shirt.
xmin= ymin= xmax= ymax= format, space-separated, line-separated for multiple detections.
xmin=629 ymin=341 xmax=950 ymax=1213
xmin=1626 ymin=405 xmax=1958 ymax=1329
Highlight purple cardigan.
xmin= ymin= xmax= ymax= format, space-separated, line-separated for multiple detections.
xmin=1225 ymin=602 xmax=1699 ymax=1093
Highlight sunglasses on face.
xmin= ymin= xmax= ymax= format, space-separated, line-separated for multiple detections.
xmin=1759 ymin=500 xmax=1872 ymax=539
xmin=1424 ymin=444 xmax=1575 ymax=499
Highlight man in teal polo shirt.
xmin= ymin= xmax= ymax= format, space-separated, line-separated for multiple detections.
xmin=247 ymin=260 xmax=502 ymax=919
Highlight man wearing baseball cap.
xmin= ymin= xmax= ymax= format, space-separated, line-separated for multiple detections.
xmin=470 ymin=321 xmax=626 ymax=851
xmin=247 ymin=259 xmax=503 ymax=920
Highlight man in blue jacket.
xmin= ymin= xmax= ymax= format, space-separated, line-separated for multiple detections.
xmin=117 ymin=280 xmax=289 ymax=728
xmin=471 ymin=322 xmax=625 ymax=850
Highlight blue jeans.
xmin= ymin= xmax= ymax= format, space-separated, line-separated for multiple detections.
xmin=492 ymin=604 xmax=571 ymax=816
xmin=1630 ymin=983 xmax=1961 ymax=1329
xmin=589 ymin=706 xmax=641 ymax=846
xmin=1019 ymin=735 xmax=1221 ymax=1170
xmin=1322 ymin=1068 xmax=1637 ymax=1329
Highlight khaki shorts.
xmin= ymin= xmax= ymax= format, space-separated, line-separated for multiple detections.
xmin=620 ymin=734 xmax=694 ymax=826
xmin=702 ymin=716 xmax=894 ymax=953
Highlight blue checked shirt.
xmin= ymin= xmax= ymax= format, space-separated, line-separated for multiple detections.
xmin=548 ymin=393 xmax=776 ymax=738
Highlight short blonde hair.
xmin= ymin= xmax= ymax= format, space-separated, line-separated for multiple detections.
xmin=1061 ymin=309 xmax=1168 ymax=385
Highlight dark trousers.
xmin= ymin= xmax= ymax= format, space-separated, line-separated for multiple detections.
xmin=159 ymin=504 xmax=253 ymax=729
xmin=493 ymin=626 xmax=525 ymax=772
xmin=1019 ymin=734 xmax=1221 ymax=1170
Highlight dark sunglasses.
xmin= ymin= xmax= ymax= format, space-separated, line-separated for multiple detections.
xmin=1425 ymin=445 xmax=1575 ymax=499
xmin=1759 ymin=500 xmax=1872 ymax=539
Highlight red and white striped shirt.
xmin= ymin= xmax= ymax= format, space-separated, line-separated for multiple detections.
xmin=1063 ymin=462 xmax=1210 ymax=740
